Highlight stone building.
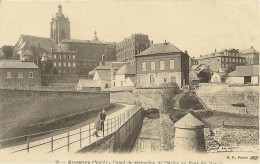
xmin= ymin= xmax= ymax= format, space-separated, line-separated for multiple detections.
xmin=52 ymin=35 xmax=116 ymax=76
xmin=115 ymin=64 xmax=136 ymax=87
xmin=135 ymin=41 xmax=190 ymax=88
xmin=239 ymin=46 xmax=259 ymax=65
xmin=0 ymin=60 xmax=41 ymax=89
xmin=14 ymin=34 xmax=57 ymax=63
xmin=50 ymin=5 xmax=71 ymax=44
xmin=116 ymin=33 xmax=150 ymax=64
xmin=195 ymin=49 xmax=246 ymax=72
xmin=228 ymin=65 xmax=259 ymax=85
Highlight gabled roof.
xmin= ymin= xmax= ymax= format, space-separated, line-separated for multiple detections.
xmin=229 ymin=65 xmax=259 ymax=77
xmin=136 ymin=42 xmax=182 ymax=57
xmin=78 ymin=79 xmax=100 ymax=88
xmin=16 ymin=34 xmax=57 ymax=52
xmin=96 ymin=70 xmax=111 ymax=80
xmin=240 ymin=47 xmax=259 ymax=54
xmin=116 ymin=64 xmax=136 ymax=75
xmin=0 ymin=60 xmax=39 ymax=69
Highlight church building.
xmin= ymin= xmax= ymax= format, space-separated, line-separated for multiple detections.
xmin=50 ymin=4 xmax=71 ymax=44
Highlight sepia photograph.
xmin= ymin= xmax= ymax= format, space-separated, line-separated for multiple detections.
xmin=0 ymin=0 xmax=259 ymax=163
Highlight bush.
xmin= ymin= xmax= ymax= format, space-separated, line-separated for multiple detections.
xmin=160 ymin=82 xmax=180 ymax=112
xmin=179 ymin=92 xmax=204 ymax=110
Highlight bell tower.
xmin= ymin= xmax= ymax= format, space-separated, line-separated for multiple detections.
xmin=50 ymin=5 xmax=71 ymax=44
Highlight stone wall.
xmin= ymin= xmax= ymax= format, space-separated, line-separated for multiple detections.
xmin=77 ymin=108 xmax=143 ymax=153
xmin=0 ymin=89 xmax=110 ymax=139
xmin=110 ymin=91 xmax=135 ymax=104
xmin=197 ymin=84 xmax=259 ymax=116
xmin=205 ymin=127 xmax=259 ymax=152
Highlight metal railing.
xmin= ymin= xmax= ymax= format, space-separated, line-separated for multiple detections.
xmin=0 ymin=106 xmax=138 ymax=154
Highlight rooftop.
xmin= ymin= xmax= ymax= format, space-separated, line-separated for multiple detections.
xmin=16 ymin=34 xmax=57 ymax=52
xmin=229 ymin=65 xmax=259 ymax=77
xmin=0 ymin=60 xmax=39 ymax=69
xmin=77 ymin=79 xmax=100 ymax=88
xmin=240 ymin=46 xmax=259 ymax=54
xmin=136 ymin=42 xmax=183 ymax=57
xmin=116 ymin=64 xmax=136 ymax=75
xmin=174 ymin=111 xmax=206 ymax=129
xmin=61 ymin=39 xmax=115 ymax=45
xmin=96 ymin=70 xmax=111 ymax=80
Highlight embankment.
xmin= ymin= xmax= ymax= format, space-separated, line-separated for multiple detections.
xmin=0 ymin=89 xmax=110 ymax=139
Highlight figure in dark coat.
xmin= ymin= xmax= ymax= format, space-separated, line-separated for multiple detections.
xmin=93 ymin=108 xmax=106 ymax=137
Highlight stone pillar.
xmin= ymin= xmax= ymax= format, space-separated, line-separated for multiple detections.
xmin=174 ymin=112 xmax=206 ymax=153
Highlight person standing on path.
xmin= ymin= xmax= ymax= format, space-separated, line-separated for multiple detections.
xmin=93 ymin=108 xmax=106 ymax=138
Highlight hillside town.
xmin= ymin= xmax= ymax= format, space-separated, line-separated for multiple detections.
xmin=0 ymin=5 xmax=258 ymax=91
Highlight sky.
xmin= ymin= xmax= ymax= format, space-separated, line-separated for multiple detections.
xmin=0 ymin=0 xmax=260 ymax=57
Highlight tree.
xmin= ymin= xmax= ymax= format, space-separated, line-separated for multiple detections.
xmin=2 ymin=46 xmax=14 ymax=59
xmin=225 ymin=64 xmax=236 ymax=74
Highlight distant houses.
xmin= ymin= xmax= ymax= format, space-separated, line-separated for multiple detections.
xmin=0 ymin=60 xmax=41 ymax=89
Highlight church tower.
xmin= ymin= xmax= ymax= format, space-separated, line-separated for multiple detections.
xmin=50 ymin=5 xmax=71 ymax=44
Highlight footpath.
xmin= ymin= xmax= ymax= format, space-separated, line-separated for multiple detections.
xmin=0 ymin=103 xmax=135 ymax=155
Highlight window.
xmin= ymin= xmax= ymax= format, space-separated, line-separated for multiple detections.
xmin=171 ymin=76 xmax=176 ymax=83
xmin=68 ymin=62 xmax=71 ymax=67
xmin=163 ymin=78 xmax=167 ymax=83
xmin=28 ymin=72 xmax=34 ymax=78
xmin=54 ymin=55 xmax=56 ymax=59
xmin=67 ymin=55 xmax=70 ymax=59
xmin=18 ymin=70 xmax=23 ymax=78
xmin=73 ymin=55 xmax=76 ymax=59
xmin=6 ymin=71 xmax=12 ymax=78
xmin=170 ymin=60 xmax=175 ymax=69
xmin=53 ymin=62 xmax=57 ymax=67
xmin=63 ymin=62 xmax=66 ymax=67
xmin=139 ymin=75 xmax=144 ymax=84
xmin=150 ymin=74 xmax=155 ymax=83
xmin=19 ymin=83 xmax=23 ymax=88
xmin=160 ymin=61 xmax=165 ymax=70
xmin=150 ymin=61 xmax=155 ymax=71
xmin=141 ymin=62 xmax=146 ymax=71
xmin=58 ymin=62 xmax=61 ymax=67
xmin=73 ymin=63 xmax=76 ymax=67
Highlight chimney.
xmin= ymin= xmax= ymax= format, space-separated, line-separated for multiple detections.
xmin=151 ymin=40 xmax=153 ymax=45
xmin=251 ymin=46 xmax=253 ymax=49
xmin=185 ymin=50 xmax=188 ymax=54
xmin=165 ymin=40 xmax=167 ymax=44
xmin=215 ymin=48 xmax=216 ymax=53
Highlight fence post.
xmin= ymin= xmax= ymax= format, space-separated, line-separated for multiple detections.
xmin=110 ymin=118 xmax=113 ymax=133
xmin=89 ymin=124 xmax=91 ymax=144
xmin=67 ymin=131 xmax=70 ymax=152
xmin=118 ymin=116 xmax=120 ymax=128
xmin=26 ymin=136 xmax=30 ymax=154
xmin=80 ymin=126 xmax=82 ymax=148
xmin=51 ymin=132 xmax=53 ymax=153
xmin=106 ymin=120 xmax=109 ymax=135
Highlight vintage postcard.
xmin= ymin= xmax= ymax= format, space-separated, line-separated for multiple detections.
xmin=0 ymin=0 xmax=259 ymax=164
